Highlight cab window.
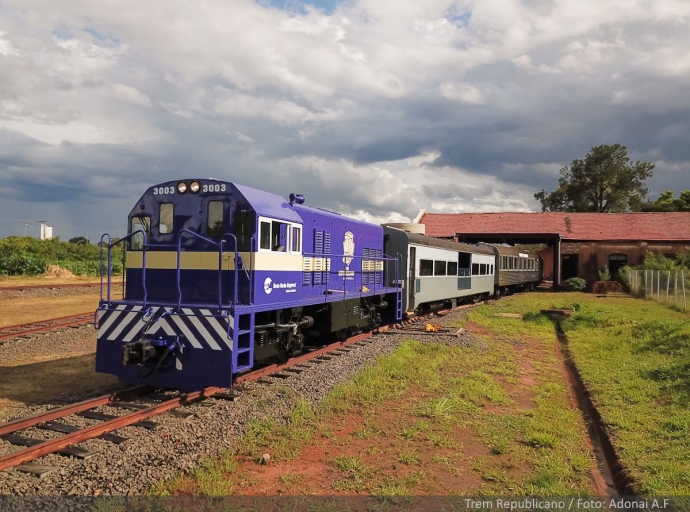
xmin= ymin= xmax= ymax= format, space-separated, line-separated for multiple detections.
xmin=130 ymin=216 xmax=150 ymax=251
xmin=272 ymin=221 xmax=288 ymax=252
xmin=159 ymin=203 xmax=174 ymax=234
xmin=291 ymin=226 xmax=301 ymax=252
xmin=207 ymin=201 xmax=224 ymax=237
xmin=260 ymin=221 xmax=271 ymax=250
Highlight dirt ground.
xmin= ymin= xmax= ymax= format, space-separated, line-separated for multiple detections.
xmin=179 ymin=321 xmax=601 ymax=496
xmin=0 ymin=276 xmax=103 ymax=288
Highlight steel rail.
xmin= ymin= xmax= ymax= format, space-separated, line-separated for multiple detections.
xmin=0 ymin=313 xmax=94 ymax=341
xmin=0 ymin=283 xmax=124 ymax=292
xmin=0 ymin=386 xmax=151 ymax=437
xmin=0 ymin=328 xmax=387 ymax=471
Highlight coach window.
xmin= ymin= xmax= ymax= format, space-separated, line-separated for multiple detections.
xmin=130 ymin=216 xmax=150 ymax=251
xmin=480 ymin=263 xmax=487 ymax=275
xmin=472 ymin=263 xmax=480 ymax=275
xmin=420 ymin=259 xmax=433 ymax=276
xmin=207 ymin=201 xmax=224 ymax=237
xmin=490 ymin=264 xmax=494 ymax=274
xmin=291 ymin=226 xmax=301 ymax=252
xmin=434 ymin=261 xmax=447 ymax=276
xmin=159 ymin=203 xmax=174 ymax=234
xmin=458 ymin=252 xmax=471 ymax=276
xmin=448 ymin=261 xmax=458 ymax=275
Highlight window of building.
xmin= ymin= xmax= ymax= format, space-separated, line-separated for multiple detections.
xmin=608 ymin=253 xmax=628 ymax=278
xmin=472 ymin=263 xmax=480 ymax=275
xmin=448 ymin=261 xmax=458 ymax=275
xmin=159 ymin=203 xmax=173 ymax=234
xmin=207 ymin=201 xmax=224 ymax=237
xmin=434 ymin=260 xmax=447 ymax=276
xmin=291 ymin=226 xmax=301 ymax=252
xmin=420 ymin=259 xmax=433 ymax=276
xmin=130 ymin=216 xmax=149 ymax=251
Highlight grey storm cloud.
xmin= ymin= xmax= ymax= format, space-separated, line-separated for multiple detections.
xmin=1 ymin=0 xmax=690 ymax=238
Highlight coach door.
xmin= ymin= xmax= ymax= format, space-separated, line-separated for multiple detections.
xmin=408 ymin=247 xmax=416 ymax=310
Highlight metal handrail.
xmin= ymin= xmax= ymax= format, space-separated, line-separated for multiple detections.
xmin=175 ymin=230 xmax=220 ymax=310
xmin=101 ymin=231 xmax=148 ymax=307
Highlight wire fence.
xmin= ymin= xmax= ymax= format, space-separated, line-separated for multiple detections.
xmin=627 ymin=269 xmax=687 ymax=311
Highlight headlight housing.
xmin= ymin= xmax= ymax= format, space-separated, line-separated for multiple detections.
xmin=177 ymin=182 xmax=188 ymax=194
xmin=190 ymin=181 xmax=200 ymax=193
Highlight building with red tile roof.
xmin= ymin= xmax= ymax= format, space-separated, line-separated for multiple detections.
xmin=416 ymin=211 xmax=690 ymax=288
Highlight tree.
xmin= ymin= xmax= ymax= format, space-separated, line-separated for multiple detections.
xmin=535 ymin=144 xmax=655 ymax=212
xmin=68 ymin=236 xmax=89 ymax=245
xmin=640 ymin=190 xmax=690 ymax=212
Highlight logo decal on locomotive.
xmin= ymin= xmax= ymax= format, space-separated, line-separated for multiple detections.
xmin=264 ymin=277 xmax=273 ymax=294
xmin=343 ymin=231 xmax=355 ymax=270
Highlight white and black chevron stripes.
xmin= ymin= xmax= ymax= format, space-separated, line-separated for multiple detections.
xmin=97 ymin=305 xmax=232 ymax=351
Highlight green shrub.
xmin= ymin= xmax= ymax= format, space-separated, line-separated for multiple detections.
xmin=0 ymin=236 xmax=124 ymax=277
xmin=564 ymin=277 xmax=587 ymax=291
xmin=598 ymin=266 xmax=611 ymax=281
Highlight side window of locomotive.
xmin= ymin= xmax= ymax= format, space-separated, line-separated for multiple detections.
xmin=130 ymin=217 xmax=150 ymax=251
xmin=434 ymin=261 xmax=447 ymax=276
xmin=260 ymin=221 xmax=271 ymax=250
xmin=159 ymin=203 xmax=174 ymax=235
xmin=419 ymin=259 xmax=433 ymax=276
xmin=291 ymin=226 xmax=301 ymax=252
xmin=472 ymin=263 xmax=480 ymax=275
xmin=207 ymin=201 xmax=224 ymax=237
xmin=447 ymin=261 xmax=458 ymax=275
xmin=234 ymin=210 xmax=253 ymax=251
xmin=271 ymin=221 xmax=288 ymax=252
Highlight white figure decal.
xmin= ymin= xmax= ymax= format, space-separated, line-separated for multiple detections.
xmin=264 ymin=277 xmax=273 ymax=294
xmin=343 ymin=231 xmax=355 ymax=271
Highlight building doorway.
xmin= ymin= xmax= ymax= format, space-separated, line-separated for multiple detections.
xmin=608 ymin=254 xmax=628 ymax=281
xmin=561 ymin=254 xmax=579 ymax=281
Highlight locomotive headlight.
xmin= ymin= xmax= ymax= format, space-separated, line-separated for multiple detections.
xmin=177 ymin=182 xmax=188 ymax=194
xmin=189 ymin=181 xmax=200 ymax=193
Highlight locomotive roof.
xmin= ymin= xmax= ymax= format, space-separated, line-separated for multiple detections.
xmin=233 ymin=184 xmax=303 ymax=223
xmin=404 ymin=231 xmax=495 ymax=255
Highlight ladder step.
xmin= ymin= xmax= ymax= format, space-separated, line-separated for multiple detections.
xmin=236 ymin=348 xmax=251 ymax=354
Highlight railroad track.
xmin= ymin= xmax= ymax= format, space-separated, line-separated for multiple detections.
xmin=0 ymin=313 xmax=94 ymax=342
xmin=0 ymin=329 xmax=383 ymax=476
xmin=0 ymin=282 xmax=124 ymax=292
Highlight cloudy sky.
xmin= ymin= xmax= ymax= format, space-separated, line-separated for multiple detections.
xmin=1 ymin=0 xmax=689 ymax=239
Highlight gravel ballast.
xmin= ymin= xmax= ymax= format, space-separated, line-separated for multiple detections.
xmin=0 ymin=307 xmax=482 ymax=496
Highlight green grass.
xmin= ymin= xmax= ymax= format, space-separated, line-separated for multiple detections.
xmin=157 ymin=307 xmax=598 ymax=496
xmin=467 ymin=291 xmax=690 ymax=494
